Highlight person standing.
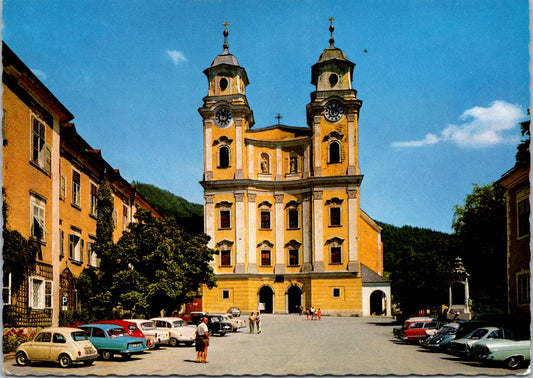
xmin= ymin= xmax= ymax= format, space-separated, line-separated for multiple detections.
xmin=317 ymin=308 xmax=322 ymax=320
xmin=196 ymin=317 xmax=209 ymax=363
xmin=248 ymin=312 xmax=256 ymax=333
xmin=256 ymin=312 xmax=262 ymax=334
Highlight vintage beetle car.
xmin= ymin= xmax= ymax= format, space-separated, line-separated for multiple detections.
xmin=15 ymin=327 xmax=98 ymax=368
xmin=472 ymin=338 xmax=531 ymax=369
xmin=421 ymin=322 xmax=460 ymax=351
xmin=125 ymin=319 xmax=170 ymax=349
xmin=190 ymin=314 xmax=233 ymax=336
xmin=450 ymin=326 xmax=514 ymax=358
xmin=209 ymin=313 xmax=246 ymax=332
xmin=78 ymin=323 xmax=147 ymax=360
xmin=151 ymin=317 xmax=196 ymax=347
xmin=397 ymin=317 xmax=439 ymax=343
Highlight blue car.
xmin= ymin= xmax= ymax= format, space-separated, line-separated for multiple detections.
xmin=421 ymin=322 xmax=460 ymax=352
xmin=79 ymin=323 xmax=147 ymax=360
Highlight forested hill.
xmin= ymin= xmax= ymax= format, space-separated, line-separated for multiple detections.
xmin=377 ymin=222 xmax=455 ymax=274
xmin=132 ymin=182 xmax=204 ymax=234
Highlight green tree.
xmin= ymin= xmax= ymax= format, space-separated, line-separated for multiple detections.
xmin=452 ymin=183 xmax=506 ymax=313
xmin=515 ymin=114 xmax=530 ymax=166
xmin=112 ymin=209 xmax=216 ymax=317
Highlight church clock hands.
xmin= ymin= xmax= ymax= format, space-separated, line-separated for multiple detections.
xmin=324 ymin=102 xmax=344 ymax=122
xmin=215 ymin=108 xmax=232 ymax=127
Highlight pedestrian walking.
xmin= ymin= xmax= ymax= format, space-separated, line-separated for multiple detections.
xmin=248 ymin=312 xmax=256 ymax=333
xmin=256 ymin=312 xmax=262 ymax=334
xmin=196 ymin=317 xmax=209 ymax=363
xmin=317 ymin=308 xmax=322 ymax=320
xmin=310 ymin=306 xmax=315 ymax=320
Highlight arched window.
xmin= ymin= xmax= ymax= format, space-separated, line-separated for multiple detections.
xmin=329 ymin=141 xmax=341 ymax=164
xmin=219 ymin=145 xmax=230 ymax=168
xmin=326 ymin=237 xmax=344 ymax=265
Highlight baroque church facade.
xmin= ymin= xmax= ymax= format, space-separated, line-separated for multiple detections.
xmin=199 ymin=22 xmax=391 ymax=316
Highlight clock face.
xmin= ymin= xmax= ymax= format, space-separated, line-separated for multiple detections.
xmin=324 ymin=102 xmax=344 ymax=122
xmin=215 ymin=108 xmax=232 ymax=128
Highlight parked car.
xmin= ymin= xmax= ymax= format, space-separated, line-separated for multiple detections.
xmin=190 ymin=314 xmax=233 ymax=336
xmin=78 ymin=323 xmax=147 ymax=360
xmin=397 ymin=317 xmax=439 ymax=343
xmin=125 ymin=319 xmax=170 ymax=349
xmin=421 ymin=322 xmax=460 ymax=351
xmin=450 ymin=326 xmax=514 ymax=358
xmin=151 ymin=317 xmax=196 ymax=347
xmin=472 ymin=338 xmax=531 ymax=369
xmin=94 ymin=320 xmax=145 ymax=338
xmin=227 ymin=307 xmax=241 ymax=317
xmin=209 ymin=313 xmax=246 ymax=332
xmin=15 ymin=327 xmax=98 ymax=368
xmin=393 ymin=317 xmax=433 ymax=337
xmin=455 ymin=313 xmax=511 ymax=339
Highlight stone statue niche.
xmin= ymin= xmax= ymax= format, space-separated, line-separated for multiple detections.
xmin=446 ymin=257 xmax=472 ymax=321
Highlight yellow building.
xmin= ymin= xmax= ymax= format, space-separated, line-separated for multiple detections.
xmin=2 ymin=42 xmax=162 ymax=327
xmin=199 ymin=23 xmax=390 ymax=316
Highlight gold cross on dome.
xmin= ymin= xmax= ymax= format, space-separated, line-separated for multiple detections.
xmin=223 ymin=21 xmax=228 ymax=28
xmin=329 ymin=17 xmax=334 ymax=23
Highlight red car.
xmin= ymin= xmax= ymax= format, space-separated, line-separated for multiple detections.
xmin=93 ymin=320 xmax=150 ymax=347
xmin=397 ymin=317 xmax=439 ymax=343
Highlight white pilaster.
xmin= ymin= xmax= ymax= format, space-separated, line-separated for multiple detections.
xmin=312 ymin=189 xmax=324 ymax=271
xmin=313 ymin=116 xmax=322 ymax=176
xmin=275 ymin=145 xmax=282 ymax=180
xmin=234 ymin=191 xmax=245 ymax=273
xmin=204 ymin=123 xmax=213 ymax=180
xmin=235 ymin=119 xmax=243 ymax=179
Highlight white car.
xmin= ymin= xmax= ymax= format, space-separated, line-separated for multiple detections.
xmin=209 ymin=313 xmax=246 ymax=332
xmin=125 ymin=319 xmax=169 ymax=349
xmin=151 ymin=317 xmax=196 ymax=347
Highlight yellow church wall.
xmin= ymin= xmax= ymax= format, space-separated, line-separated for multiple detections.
xmin=318 ymin=120 xmax=349 ymax=177
xmin=309 ymin=276 xmax=362 ymax=315
xmin=321 ymin=189 xmax=350 ymax=271
xmin=358 ymin=210 xmax=383 ymax=274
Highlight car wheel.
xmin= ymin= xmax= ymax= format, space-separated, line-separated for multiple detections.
xmin=58 ymin=353 xmax=72 ymax=368
xmin=169 ymin=337 xmax=179 ymax=347
xmin=505 ymin=356 xmax=522 ymax=369
xmin=101 ymin=350 xmax=113 ymax=360
xmin=15 ymin=351 xmax=29 ymax=366
xmin=121 ymin=353 xmax=132 ymax=360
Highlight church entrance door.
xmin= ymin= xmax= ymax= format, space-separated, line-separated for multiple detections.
xmin=287 ymin=285 xmax=302 ymax=313
xmin=370 ymin=290 xmax=385 ymax=315
xmin=259 ymin=286 xmax=274 ymax=313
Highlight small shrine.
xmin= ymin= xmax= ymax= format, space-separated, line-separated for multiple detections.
xmin=447 ymin=257 xmax=471 ymax=321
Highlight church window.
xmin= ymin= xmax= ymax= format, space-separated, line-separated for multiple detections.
xmin=330 ymin=207 xmax=341 ymax=226
xmin=288 ymin=249 xmax=299 ymax=266
xmin=331 ymin=246 xmax=342 ymax=264
xmin=260 ymin=250 xmax=271 ymax=266
xmin=328 ymin=141 xmax=341 ymax=164
xmin=328 ymin=73 xmax=339 ymax=87
xmin=260 ymin=211 xmax=271 ymax=229
xmin=222 ymin=289 xmax=230 ymax=299
xmin=220 ymin=250 xmax=231 ymax=267
xmin=332 ymin=287 xmax=341 ymax=298
xmin=219 ymin=77 xmax=228 ymax=91
xmin=220 ymin=210 xmax=231 ymax=229
xmin=218 ymin=145 xmax=230 ymax=168
xmin=288 ymin=209 xmax=299 ymax=229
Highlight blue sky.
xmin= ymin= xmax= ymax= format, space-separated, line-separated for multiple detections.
xmin=3 ymin=0 xmax=529 ymax=233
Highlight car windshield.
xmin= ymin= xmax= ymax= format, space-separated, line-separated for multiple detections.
xmin=107 ymin=328 xmax=125 ymax=337
xmin=465 ymin=328 xmax=489 ymax=340
xmin=172 ymin=320 xmax=185 ymax=327
xmin=441 ymin=326 xmax=457 ymax=335
xmin=72 ymin=331 xmax=89 ymax=341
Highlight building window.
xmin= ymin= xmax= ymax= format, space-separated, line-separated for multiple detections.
xmin=517 ymin=272 xmax=530 ymax=305
xmin=59 ymin=229 xmax=64 ymax=260
xmin=332 ymin=287 xmax=341 ymax=298
xmin=222 ymin=289 xmax=230 ymax=300
xmin=31 ymin=194 xmax=46 ymax=243
xmin=29 ymin=277 xmax=52 ymax=309
xmin=220 ymin=250 xmax=231 ymax=267
xmin=3 ymin=272 xmax=11 ymax=305
xmin=31 ymin=115 xmax=51 ymax=172
xmin=331 ymin=247 xmax=342 ymax=264
xmin=122 ymin=204 xmax=129 ymax=230
xmin=72 ymin=170 xmax=81 ymax=207
xmin=288 ymin=249 xmax=299 ymax=266
xmin=288 ymin=209 xmax=299 ymax=229
xmin=88 ymin=238 xmax=99 ymax=267
xmin=59 ymin=174 xmax=66 ymax=200
xmin=113 ymin=208 xmax=118 ymax=230
xmin=328 ymin=140 xmax=341 ymax=164
xmin=220 ymin=210 xmax=231 ymax=229
xmin=260 ymin=211 xmax=271 ymax=230
xmin=219 ymin=146 xmax=230 ymax=168
xmin=517 ymin=197 xmax=530 ymax=238
xmin=90 ymin=182 xmax=98 ymax=216
xmin=261 ymin=250 xmax=271 ymax=266
xmin=69 ymin=230 xmax=83 ymax=263
xmin=330 ymin=207 xmax=341 ymax=226
xmin=2 ymin=108 xmax=7 ymax=146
